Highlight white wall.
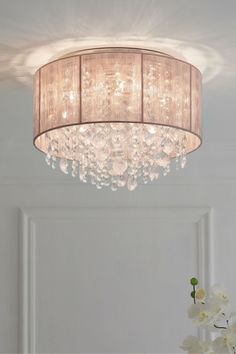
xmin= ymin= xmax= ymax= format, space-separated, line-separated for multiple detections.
xmin=1 ymin=180 xmax=236 ymax=353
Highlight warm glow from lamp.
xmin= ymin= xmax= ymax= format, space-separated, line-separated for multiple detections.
xmin=34 ymin=47 xmax=202 ymax=190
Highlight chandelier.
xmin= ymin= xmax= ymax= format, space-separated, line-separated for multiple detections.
xmin=34 ymin=47 xmax=202 ymax=191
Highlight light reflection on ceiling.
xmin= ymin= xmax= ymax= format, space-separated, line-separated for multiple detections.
xmin=7 ymin=36 xmax=223 ymax=85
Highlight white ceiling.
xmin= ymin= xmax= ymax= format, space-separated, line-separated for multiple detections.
xmin=0 ymin=0 xmax=236 ymax=185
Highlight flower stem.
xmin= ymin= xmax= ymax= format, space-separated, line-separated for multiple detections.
xmin=193 ymin=285 xmax=196 ymax=304
xmin=214 ymin=324 xmax=227 ymax=330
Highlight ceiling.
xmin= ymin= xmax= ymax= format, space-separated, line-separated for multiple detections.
xmin=0 ymin=0 xmax=236 ymax=185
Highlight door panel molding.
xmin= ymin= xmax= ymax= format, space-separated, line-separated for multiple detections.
xmin=18 ymin=207 xmax=214 ymax=353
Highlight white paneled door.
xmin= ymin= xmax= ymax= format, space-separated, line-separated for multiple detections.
xmin=19 ymin=207 xmax=213 ymax=353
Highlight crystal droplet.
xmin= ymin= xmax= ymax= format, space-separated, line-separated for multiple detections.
xmin=72 ymin=160 xmax=78 ymax=177
xmin=79 ymin=125 xmax=88 ymax=134
xmin=45 ymin=153 xmax=51 ymax=166
xmin=90 ymin=176 xmax=96 ymax=185
xmin=51 ymin=156 xmax=57 ymax=169
xmin=144 ymin=128 xmax=155 ymax=146
xmin=117 ymin=176 xmax=126 ymax=187
xmin=157 ymin=157 xmax=170 ymax=168
xmin=148 ymin=125 xmax=157 ymax=134
xmin=59 ymin=158 xmax=68 ymax=174
xmin=72 ymin=160 xmax=78 ymax=170
xmin=111 ymin=183 xmax=118 ymax=192
xmin=149 ymin=172 xmax=155 ymax=182
xmin=175 ymin=157 xmax=179 ymax=170
xmin=181 ymin=155 xmax=187 ymax=168
xmin=163 ymin=140 xmax=173 ymax=155
xmin=79 ymin=168 xmax=87 ymax=182
xmin=92 ymin=132 xmax=107 ymax=149
xmin=154 ymin=172 xmax=159 ymax=180
xmin=111 ymin=130 xmax=125 ymax=146
xmin=127 ymin=177 xmax=137 ymax=191
xmin=112 ymin=159 xmax=127 ymax=175
xmin=95 ymin=148 xmax=109 ymax=161
xmin=72 ymin=170 xmax=77 ymax=178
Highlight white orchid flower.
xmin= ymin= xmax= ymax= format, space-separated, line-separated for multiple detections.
xmin=181 ymin=335 xmax=210 ymax=354
xmin=195 ymin=288 xmax=206 ymax=302
xmin=229 ymin=312 xmax=236 ymax=325
xmin=212 ymin=336 xmax=230 ymax=354
xmin=229 ymin=321 xmax=236 ymax=333
xmin=211 ymin=285 xmax=229 ymax=305
xmin=188 ymin=303 xmax=215 ymax=327
xmin=213 ymin=329 xmax=236 ymax=354
xmin=208 ymin=298 xmax=230 ymax=325
xmin=224 ymin=329 xmax=236 ymax=349
xmin=183 ymin=280 xmax=235 ymax=354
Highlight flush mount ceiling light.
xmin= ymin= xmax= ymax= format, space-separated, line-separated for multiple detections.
xmin=34 ymin=47 xmax=202 ymax=191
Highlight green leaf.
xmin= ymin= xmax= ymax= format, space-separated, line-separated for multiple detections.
xmin=190 ymin=277 xmax=198 ymax=286
xmin=191 ymin=290 xmax=196 ymax=298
